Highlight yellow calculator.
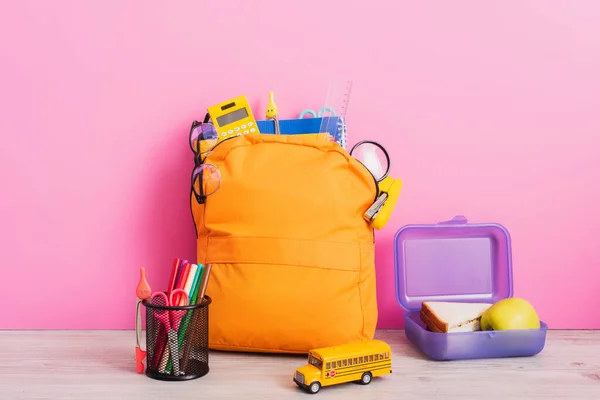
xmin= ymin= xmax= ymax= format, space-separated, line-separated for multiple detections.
xmin=207 ymin=95 xmax=259 ymax=142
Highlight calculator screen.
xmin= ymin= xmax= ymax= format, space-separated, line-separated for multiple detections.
xmin=216 ymin=108 xmax=249 ymax=127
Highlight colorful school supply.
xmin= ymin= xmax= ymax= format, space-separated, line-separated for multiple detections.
xmin=151 ymin=289 xmax=189 ymax=376
xmin=182 ymin=264 xmax=197 ymax=304
xmin=158 ymin=261 xmax=191 ymax=372
xmin=207 ymin=95 xmax=259 ymax=142
xmin=189 ymin=264 xmax=204 ymax=303
xmin=349 ymin=141 xmax=402 ymax=229
xmin=298 ymin=106 xmax=336 ymax=119
xmin=167 ymin=258 xmax=185 ymax=294
xmin=148 ymin=259 xmax=185 ymax=372
xmin=197 ymin=264 xmax=212 ymax=301
xmin=318 ymin=79 xmax=352 ymax=149
xmin=135 ymin=258 xmax=212 ymax=381
xmin=173 ymin=262 xmax=191 ymax=305
xmin=179 ymin=264 xmax=212 ymax=373
xmin=165 ymin=264 xmax=205 ymax=374
xmin=364 ymin=175 xmax=402 ymax=229
xmin=190 ymin=133 xmax=381 ymax=353
xmin=265 ymin=91 xmax=280 ymax=134
xmin=163 ymin=263 xmax=202 ymax=374
xmin=255 ymin=116 xmax=344 ymax=147
xmin=135 ymin=268 xmax=152 ymax=373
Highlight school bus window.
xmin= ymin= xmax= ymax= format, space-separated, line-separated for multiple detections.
xmin=348 ymin=359 xmax=352 ymax=366
xmin=343 ymin=359 xmax=347 ymax=366
xmin=375 ymin=354 xmax=379 ymax=361
xmin=326 ymin=362 xmax=330 ymax=369
xmin=309 ymin=355 xmax=323 ymax=369
xmin=359 ymin=356 xmax=363 ymax=363
xmin=337 ymin=361 xmax=341 ymax=368
xmin=353 ymin=357 xmax=357 ymax=364
xmin=369 ymin=355 xmax=374 ymax=362
xmin=385 ymin=352 xmax=389 ymax=359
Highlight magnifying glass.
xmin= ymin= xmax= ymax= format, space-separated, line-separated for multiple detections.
xmin=191 ymin=163 xmax=222 ymax=204
xmin=349 ymin=140 xmax=390 ymax=182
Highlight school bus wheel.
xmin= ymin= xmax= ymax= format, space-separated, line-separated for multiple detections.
xmin=308 ymin=382 xmax=321 ymax=394
xmin=359 ymin=372 xmax=372 ymax=385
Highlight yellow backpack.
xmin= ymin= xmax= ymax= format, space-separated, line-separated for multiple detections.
xmin=191 ymin=133 xmax=378 ymax=354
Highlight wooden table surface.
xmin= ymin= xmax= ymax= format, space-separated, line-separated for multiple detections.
xmin=0 ymin=329 xmax=598 ymax=399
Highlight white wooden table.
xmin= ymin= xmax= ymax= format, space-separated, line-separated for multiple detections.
xmin=0 ymin=329 xmax=598 ymax=399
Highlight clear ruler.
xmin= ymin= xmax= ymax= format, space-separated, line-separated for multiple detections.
xmin=319 ymin=79 xmax=353 ymax=149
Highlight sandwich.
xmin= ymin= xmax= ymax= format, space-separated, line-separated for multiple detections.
xmin=420 ymin=301 xmax=492 ymax=333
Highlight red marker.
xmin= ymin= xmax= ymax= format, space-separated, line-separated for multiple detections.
xmin=173 ymin=262 xmax=191 ymax=305
xmin=167 ymin=258 xmax=185 ymax=295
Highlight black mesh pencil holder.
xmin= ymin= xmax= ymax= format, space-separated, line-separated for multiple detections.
xmin=143 ymin=295 xmax=211 ymax=381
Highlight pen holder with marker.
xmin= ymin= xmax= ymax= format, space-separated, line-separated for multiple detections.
xmin=143 ymin=295 xmax=211 ymax=381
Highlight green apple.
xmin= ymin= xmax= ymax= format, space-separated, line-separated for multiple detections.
xmin=480 ymin=298 xmax=540 ymax=331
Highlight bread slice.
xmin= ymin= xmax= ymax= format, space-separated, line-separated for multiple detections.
xmin=420 ymin=301 xmax=492 ymax=333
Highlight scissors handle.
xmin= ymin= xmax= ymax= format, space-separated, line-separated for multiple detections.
xmin=170 ymin=288 xmax=189 ymax=307
xmin=318 ymin=107 xmax=336 ymax=117
xmin=299 ymin=107 xmax=337 ymax=119
xmin=150 ymin=291 xmax=169 ymax=307
xmin=299 ymin=109 xmax=317 ymax=119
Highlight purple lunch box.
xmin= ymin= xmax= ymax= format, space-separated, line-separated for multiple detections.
xmin=393 ymin=215 xmax=548 ymax=361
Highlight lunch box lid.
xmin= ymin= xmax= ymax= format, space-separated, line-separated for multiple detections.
xmin=393 ymin=215 xmax=513 ymax=312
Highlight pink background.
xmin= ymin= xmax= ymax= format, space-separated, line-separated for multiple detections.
xmin=1 ymin=1 xmax=599 ymax=330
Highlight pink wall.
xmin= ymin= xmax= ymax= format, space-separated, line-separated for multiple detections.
xmin=1 ymin=1 xmax=599 ymax=330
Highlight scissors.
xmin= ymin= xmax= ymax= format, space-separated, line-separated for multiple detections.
xmin=151 ymin=289 xmax=189 ymax=376
xmin=298 ymin=106 xmax=336 ymax=119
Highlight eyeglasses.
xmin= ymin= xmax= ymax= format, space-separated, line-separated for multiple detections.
xmin=189 ymin=120 xmax=222 ymax=205
xmin=191 ymin=163 xmax=221 ymax=204
xmin=189 ymin=121 xmax=219 ymax=165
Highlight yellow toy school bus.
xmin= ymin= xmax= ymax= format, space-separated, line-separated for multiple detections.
xmin=293 ymin=339 xmax=392 ymax=394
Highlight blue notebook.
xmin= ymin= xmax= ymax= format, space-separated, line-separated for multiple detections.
xmin=256 ymin=116 xmax=347 ymax=149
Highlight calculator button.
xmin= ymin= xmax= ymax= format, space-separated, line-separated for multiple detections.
xmin=241 ymin=124 xmax=247 ymax=129
xmin=250 ymin=128 xmax=256 ymax=133
xmin=235 ymin=127 xmax=240 ymax=131
xmin=244 ymin=130 xmax=249 ymax=134
xmin=247 ymin=122 xmax=253 ymax=126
